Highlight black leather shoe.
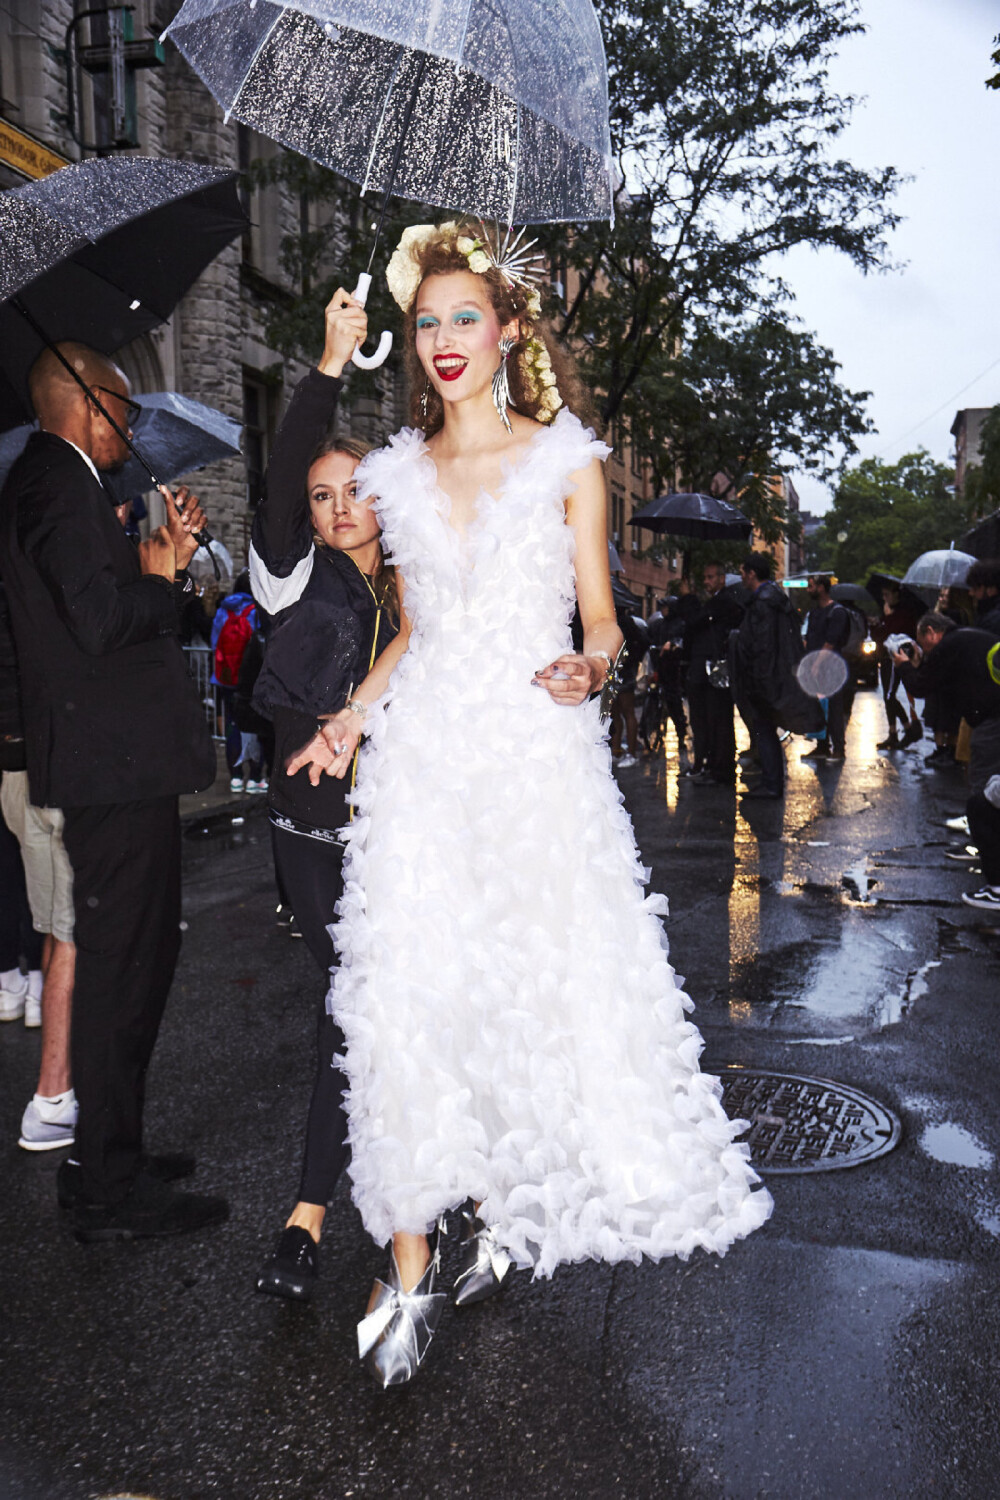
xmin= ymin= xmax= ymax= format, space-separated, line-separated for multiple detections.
xmin=71 ymin=1175 xmax=228 ymax=1243
xmin=256 ymin=1226 xmax=320 ymax=1301
xmin=740 ymin=787 xmax=782 ymax=800
xmin=57 ymin=1152 xmax=196 ymax=1210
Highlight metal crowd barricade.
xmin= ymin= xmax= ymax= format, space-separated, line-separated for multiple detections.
xmin=184 ymin=643 xmax=224 ymax=742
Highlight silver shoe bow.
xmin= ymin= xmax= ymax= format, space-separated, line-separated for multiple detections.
xmin=358 ymin=1228 xmax=447 ymax=1388
xmin=453 ymin=1208 xmax=513 ymax=1308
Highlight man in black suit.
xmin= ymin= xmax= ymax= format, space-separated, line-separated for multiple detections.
xmin=686 ymin=561 xmax=744 ymax=785
xmin=0 ymin=342 xmax=228 ymax=1241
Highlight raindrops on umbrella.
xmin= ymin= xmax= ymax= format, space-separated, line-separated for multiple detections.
xmin=163 ymin=0 xmax=613 ymax=367
xmin=796 ymin=650 xmax=849 ymax=700
xmin=902 ymin=547 xmax=976 ymax=590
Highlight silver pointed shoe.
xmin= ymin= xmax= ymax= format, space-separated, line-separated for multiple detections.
xmin=357 ymin=1227 xmax=447 ymax=1388
xmin=453 ymin=1206 xmax=512 ymax=1308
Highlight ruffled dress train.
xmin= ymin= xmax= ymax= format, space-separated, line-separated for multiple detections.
xmin=327 ymin=410 xmax=772 ymax=1277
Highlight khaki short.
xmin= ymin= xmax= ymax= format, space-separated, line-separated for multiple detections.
xmin=0 ymin=770 xmax=74 ymax=943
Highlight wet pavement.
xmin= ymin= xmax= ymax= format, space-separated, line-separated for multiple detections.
xmin=2 ymin=689 xmax=998 ymax=1499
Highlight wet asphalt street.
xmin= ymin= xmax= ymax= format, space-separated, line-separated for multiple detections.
xmin=2 ymin=688 xmax=999 ymax=1500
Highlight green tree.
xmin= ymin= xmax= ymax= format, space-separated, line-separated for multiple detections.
xmin=963 ymin=406 xmax=1000 ymax=519
xmin=543 ymin=0 xmax=901 ymax=427
xmin=248 ymin=0 xmax=899 ymax=423
xmin=626 ymin=310 xmax=872 ymax=542
xmin=988 ymin=33 xmax=1000 ymax=89
xmin=807 ymin=451 xmax=962 ymax=581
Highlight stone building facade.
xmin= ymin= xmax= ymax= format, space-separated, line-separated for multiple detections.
xmin=0 ymin=0 xmax=405 ymax=575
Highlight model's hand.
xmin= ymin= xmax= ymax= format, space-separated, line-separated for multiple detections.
xmin=533 ymin=653 xmax=602 ymax=707
xmin=318 ymin=288 xmax=368 ymax=379
xmin=286 ymin=731 xmax=341 ymax=786
xmin=161 ymin=485 xmax=207 ymax=571
xmin=286 ymin=711 xmax=363 ymax=784
xmin=138 ymin=525 xmax=176 ymax=580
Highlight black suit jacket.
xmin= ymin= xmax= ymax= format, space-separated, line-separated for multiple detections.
xmin=0 ymin=431 xmax=215 ymax=807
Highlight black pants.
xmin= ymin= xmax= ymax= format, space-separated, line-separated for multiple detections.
xmin=688 ymin=679 xmax=736 ymax=779
xmin=967 ymin=791 xmax=1000 ymax=886
xmin=270 ymin=820 xmax=350 ymax=1207
xmin=825 ymin=687 xmax=847 ymax=756
xmin=0 ymin=785 xmax=42 ymax=971
xmin=748 ymin=707 xmax=785 ymax=795
xmin=61 ymin=797 xmax=181 ymax=1206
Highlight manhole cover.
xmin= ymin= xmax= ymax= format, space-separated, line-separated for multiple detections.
xmin=719 ymin=1069 xmax=902 ymax=1174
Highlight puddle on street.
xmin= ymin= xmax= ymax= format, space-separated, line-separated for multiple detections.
xmin=919 ymin=1123 xmax=995 ymax=1169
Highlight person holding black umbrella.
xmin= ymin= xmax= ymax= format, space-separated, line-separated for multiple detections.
xmin=0 ymin=343 xmax=228 ymax=1241
xmin=686 ymin=561 xmax=743 ymax=785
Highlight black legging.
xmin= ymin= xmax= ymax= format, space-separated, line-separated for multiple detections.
xmin=270 ymin=820 xmax=351 ymax=1208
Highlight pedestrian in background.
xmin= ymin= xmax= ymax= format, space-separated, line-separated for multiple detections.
xmin=893 ymin=613 xmax=1000 ymax=796
xmin=211 ymin=569 xmax=259 ymax=789
xmin=249 ymin=290 xmax=397 ymax=1302
xmin=872 ymin=583 xmax=922 ymax=750
xmin=964 ymin=774 xmax=1000 ymax=913
xmin=801 ymin=574 xmax=850 ymax=761
xmin=734 ymin=553 xmax=823 ymax=800
xmin=610 ymin=607 xmax=647 ymax=769
xmin=967 ymin=560 xmax=1000 ymax=637
xmin=686 ymin=561 xmax=743 ymax=785
xmin=0 ymin=342 xmax=226 ymax=1241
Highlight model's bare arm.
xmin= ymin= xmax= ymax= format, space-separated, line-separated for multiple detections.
xmin=534 ymin=457 xmax=622 ymax=707
xmin=286 ymin=573 xmax=411 ymax=784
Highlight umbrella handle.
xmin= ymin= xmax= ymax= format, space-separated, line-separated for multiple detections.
xmin=350 ymin=273 xmax=393 ymax=370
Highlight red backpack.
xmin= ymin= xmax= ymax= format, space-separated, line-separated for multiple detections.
xmin=214 ymin=602 xmax=255 ymax=686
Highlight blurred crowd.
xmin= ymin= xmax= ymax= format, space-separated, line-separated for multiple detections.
xmin=605 ymin=553 xmax=1000 ymax=908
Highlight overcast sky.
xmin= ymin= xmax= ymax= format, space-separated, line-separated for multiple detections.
xmin=778 ymin=0 xmax=1000 ymax=515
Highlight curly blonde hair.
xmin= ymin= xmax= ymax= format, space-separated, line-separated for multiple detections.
xmin=401 ymin=222 xmax=590 ymax=437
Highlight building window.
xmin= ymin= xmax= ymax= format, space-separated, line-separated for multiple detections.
xmin=243 ymin=375 xmax=273 ymax=510
xmin=611 ymin=487 xmax=625 ymax=543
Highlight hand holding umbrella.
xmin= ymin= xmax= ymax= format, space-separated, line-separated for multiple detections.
xmin=316 ymin=287 xmax=370 ymax=378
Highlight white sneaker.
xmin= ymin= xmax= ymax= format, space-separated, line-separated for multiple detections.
xmin=245 ymin=779 xmax=267 ymax=794
xmin=0 ymin=967 xmax=28 ymax=1022
xmin=962 ymin=885 xmax=1000 ymax=913
xmin=229 ymin=775 xmax=244 ymax=792
xmin=616 ymin=754 xmax=638 ymax=769
xmin=945 ymin=815 xmax=970 ymax=834
xmin=24 ymin=969 xmax=43 ymax=1029
xmin=18 ymin=1090 xmax=78 ymax=1152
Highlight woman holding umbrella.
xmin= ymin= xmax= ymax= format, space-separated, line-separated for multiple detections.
xmin=249 ymin=290 xmax=397 ymax=1301
xmin=290 ymin=222 xmax=771 ymax=1387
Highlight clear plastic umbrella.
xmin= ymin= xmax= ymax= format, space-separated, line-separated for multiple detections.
xmin=902 ymin=546 xmax=977 ymax=590
xmin=0 ymin=392 xmax=242 ymax=502
xmin=163 ymin=0 xmax=613 ymax=366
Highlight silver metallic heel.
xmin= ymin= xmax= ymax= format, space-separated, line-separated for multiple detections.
xmin=453 ymin=1205 xmax=512 ymax=1308
xmin=357 ymin=1224 xmax=447 ymax=1388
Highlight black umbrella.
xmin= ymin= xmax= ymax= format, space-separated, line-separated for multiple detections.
xmin=0 ymin=158 xmax=246 ymax=431
xmin=0 ymin=157 xmax=246 ymax=564
xmin=960 ymin=510 xmax=1000 ymax=560
xmin=865 ymin=572 xmax=929 ymax=619
xmin=830 ymin=581 xmax=877 ymax=614
xmin=629 ymin=491 xmax=753 ymax=541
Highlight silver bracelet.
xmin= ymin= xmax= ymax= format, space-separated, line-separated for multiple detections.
xmin=345 ymin=697 xmax=368 ymax=719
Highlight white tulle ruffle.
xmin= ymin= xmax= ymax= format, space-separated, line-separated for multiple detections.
xmin=328 ymin=410 xmax=772 ymax=1275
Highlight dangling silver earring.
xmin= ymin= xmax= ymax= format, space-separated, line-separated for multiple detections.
xmin=420 ymin=377 xmax=429 ymax=422
xmin=492 ymin=335 xmax=517 ymax=433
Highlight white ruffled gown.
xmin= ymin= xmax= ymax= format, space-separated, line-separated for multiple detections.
xmin=328 ymin=409 xmax=772 ymax=1277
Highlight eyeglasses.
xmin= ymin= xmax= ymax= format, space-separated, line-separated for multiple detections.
xmin=92 ymin=386 xmax=142 ymax=428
